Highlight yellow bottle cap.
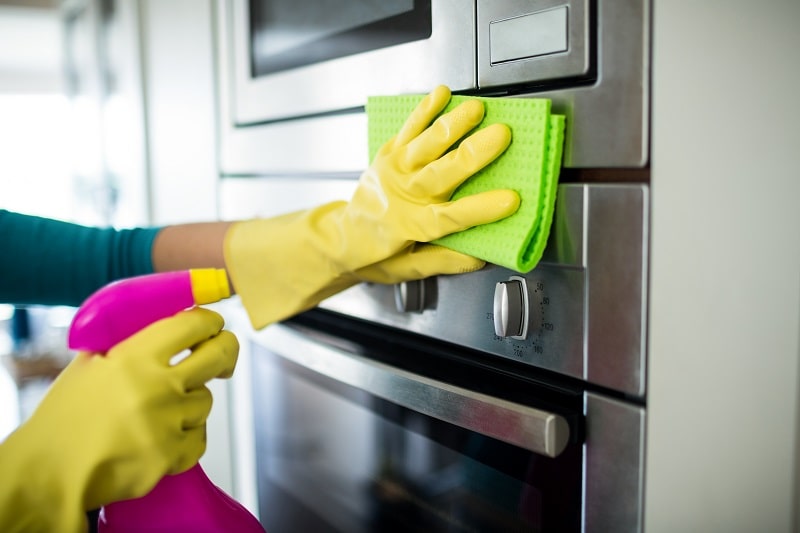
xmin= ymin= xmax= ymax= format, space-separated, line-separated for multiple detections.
xmin=189 ymin=268 xmax=231 ymax=304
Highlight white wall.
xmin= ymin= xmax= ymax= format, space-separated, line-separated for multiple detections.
xmin=0 ymin=5 xmax=74 ymax=220
xmin=647 ymin=2 xmax=800 ymax=531
xmin=0 ymin=5 xmax=63 ymax=93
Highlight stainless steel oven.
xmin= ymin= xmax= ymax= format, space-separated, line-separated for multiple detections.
xmin=220 ymin=179 xmax=647 ymax=532
xmin=215 ymin=0 xmax=651 ymax=531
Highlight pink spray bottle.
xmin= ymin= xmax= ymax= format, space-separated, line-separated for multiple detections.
xmin=68 ymin=268 xmax=265 ymax=533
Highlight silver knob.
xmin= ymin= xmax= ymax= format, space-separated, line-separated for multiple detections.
xmin=395 ymin=280 xmax=426 ymax=313
xmin=493 ymin=276 xmax=529 ymax=339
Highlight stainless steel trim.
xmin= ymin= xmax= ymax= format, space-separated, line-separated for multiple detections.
xmin=257 ymin=323 xmax=571 ymax=458
xmin=583 ymin=392 xmax=645 ymax=533
xmin=585 ymin=184 xmax=649 ymax=396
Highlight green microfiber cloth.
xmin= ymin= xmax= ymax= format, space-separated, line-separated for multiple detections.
xmin=367 ymin=94 xmax=565 ymax=273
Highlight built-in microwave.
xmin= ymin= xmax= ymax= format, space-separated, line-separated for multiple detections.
xmin=215 ymin=0 xmax=649 ymax=175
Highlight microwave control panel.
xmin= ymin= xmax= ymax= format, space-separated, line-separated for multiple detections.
xmin=478 ymin=0 xmax=592 ymax=87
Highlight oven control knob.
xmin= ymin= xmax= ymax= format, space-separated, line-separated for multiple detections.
xmin=493 ymin=276 xmax=529 ymax=340
xmin=395 ymin=280 xmax=426 ymax=313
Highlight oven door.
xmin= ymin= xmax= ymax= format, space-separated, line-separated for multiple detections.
xmin=249 ymin=316 xmax=586 ymax=532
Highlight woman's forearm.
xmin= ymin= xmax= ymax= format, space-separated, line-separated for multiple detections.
xmin=151 ymin=221 xmax=234 ymax=273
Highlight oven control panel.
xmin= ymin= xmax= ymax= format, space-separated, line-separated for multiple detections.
xmin=329 ymin=262 xmax=586 ymax=383
xmin=320 ymin=183 xmax=649 ymax=398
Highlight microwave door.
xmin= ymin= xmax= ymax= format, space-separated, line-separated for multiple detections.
xmin=229 ymin=0 xmax=476 ymax=123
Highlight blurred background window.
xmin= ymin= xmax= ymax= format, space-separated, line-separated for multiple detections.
xmin=0 ymin=1 xmax=74 ymax=220
xmin=0 ymin=1 xmax=76 ymax=441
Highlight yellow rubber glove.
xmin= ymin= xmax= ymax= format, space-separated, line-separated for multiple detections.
xmin=355 ymin=242 xmax=487 ymax=283
xmin=0 ymin=308 xmax=238 ymax=533
xmin=225 ymin=85 xmax=520 ymax=329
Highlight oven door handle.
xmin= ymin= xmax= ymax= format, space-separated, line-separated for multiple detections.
xmin=260 ymin=324 xmax=570 ymax=458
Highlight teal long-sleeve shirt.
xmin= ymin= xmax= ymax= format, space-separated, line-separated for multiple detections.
xmin=0 ymin=210 xmax=161 ymax=307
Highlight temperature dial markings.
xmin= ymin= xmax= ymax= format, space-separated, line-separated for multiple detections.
xmin=530 ymin=280 xmax=553 ymax=355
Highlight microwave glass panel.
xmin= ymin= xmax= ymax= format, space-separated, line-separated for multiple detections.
xmin=249 ymin=0 xmax=432 ymax=77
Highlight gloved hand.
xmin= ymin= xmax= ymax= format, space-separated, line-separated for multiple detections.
xmin=0 ymin=307 xmax=239 ymax=533
xmin=225 ymin=85 xmax=520 ymax=329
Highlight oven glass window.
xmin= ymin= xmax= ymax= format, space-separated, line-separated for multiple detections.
xmin=249 ymin=0 xmax=432 ymax=77
xmin=252 ymin=344 xmax=582 ymax=532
